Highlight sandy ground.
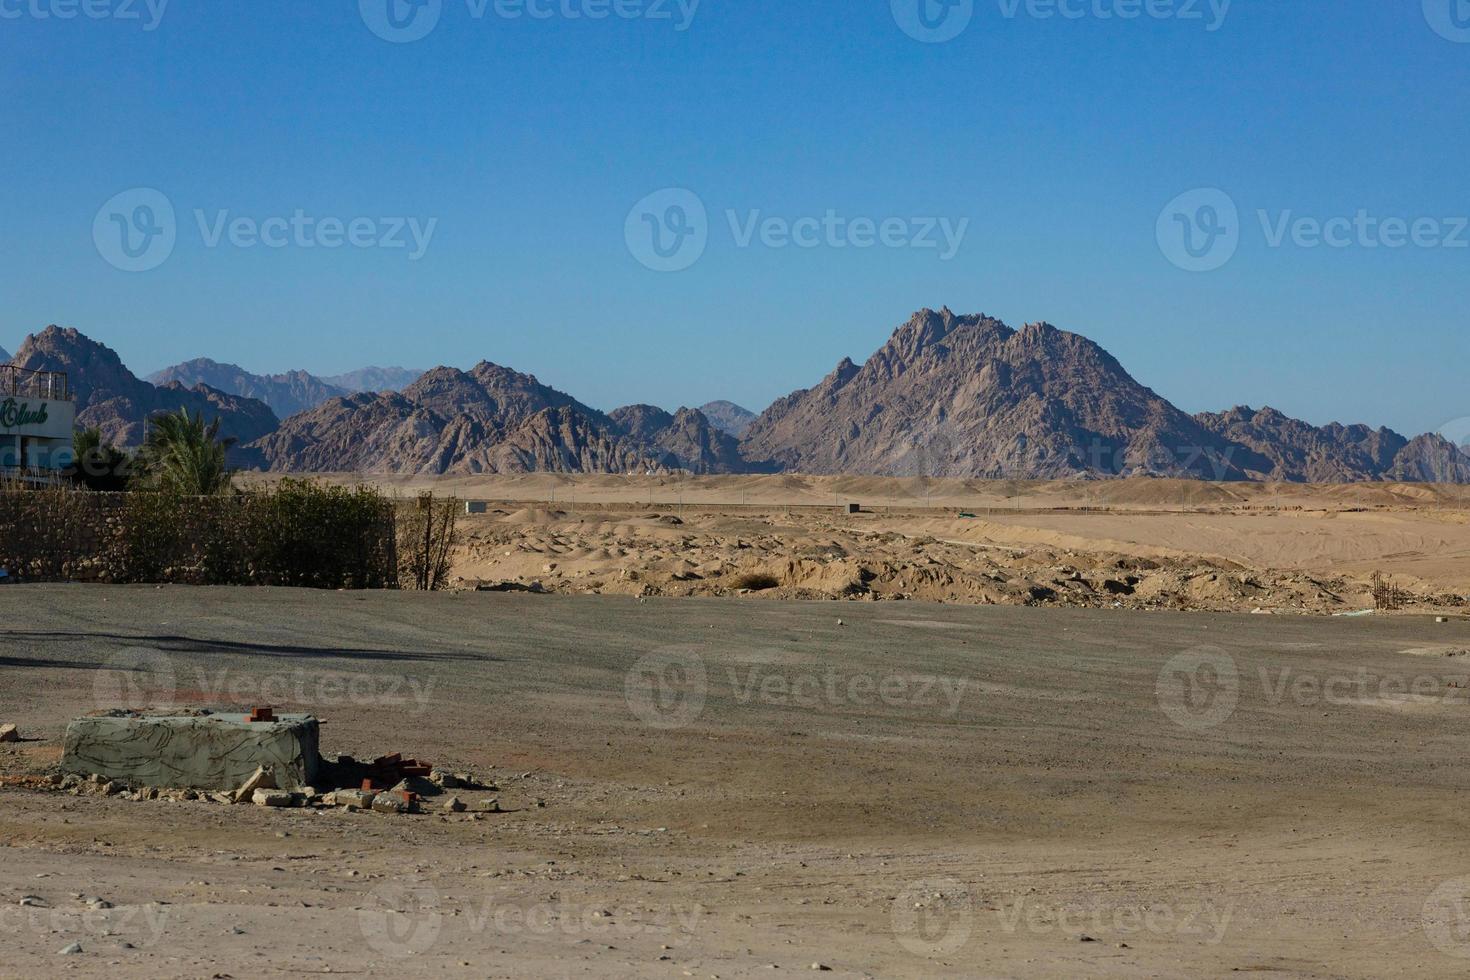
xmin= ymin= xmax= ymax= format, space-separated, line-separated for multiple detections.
xmin=246 ymin=473 xmax=1470 ymax=613
xmin=4 ymin=587 xmax=1470 ymax=977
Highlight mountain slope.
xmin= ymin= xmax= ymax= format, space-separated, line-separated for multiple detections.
xmin=11 ymin=327 xmax=278 ymax=448
xmin=0 ymin=344 xmax=10 ymax=363
xmin=741 ymin=308 xmax=1261 ymax=480
xmin=149 ymin=358 xmax=348 ymax=419
xmin=322 ymin=367 xmax=423 ymax=393
xmin=608 ymin=404 xmax=755 ymax=474
xmin=252 ymin=366 xmax=669 ymax=475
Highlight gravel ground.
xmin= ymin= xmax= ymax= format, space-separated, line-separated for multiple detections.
xmin=2 ymin=585 xmax=1469 ymax=977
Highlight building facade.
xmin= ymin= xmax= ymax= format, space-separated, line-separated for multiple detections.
xmin=1 ymin=366 xmax=76 ymax=473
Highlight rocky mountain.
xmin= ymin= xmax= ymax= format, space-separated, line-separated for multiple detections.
xmin=10 ymin=327 xmax=278 ymax=449
xmin=17 ymin=316 xmax=1470 ymax=484
xmin=1194 ymin=407 xmax=1403 ymax=482
xmin=148 ymin=358 xmax=349 ymax=419
xmin=0 ymin=344 xmax=10 ymax=363
xmin=322 ymin=367 xmax=423 ymax=394
xmin=253 ymin=364 xmax=672 ymax=475
xmin=698 ymin=400 xmax=758 ymax=438
xmin=741 ymin=308 xmax=1263 ymax=480
xmin=609 ymin=404 xmax=755 ymax=474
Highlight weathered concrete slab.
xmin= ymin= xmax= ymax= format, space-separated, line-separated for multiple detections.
xmin=61 ymin=712 xmax=319 ymax=790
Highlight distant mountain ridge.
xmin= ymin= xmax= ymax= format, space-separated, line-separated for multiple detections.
xmin=11 ymin=327 xmax=277 ymax=450
xmin=15 ymin=314 xmax=1470 ymax=483
xmin=148 ymin=358 xmax=349 ymax=419
xmin=322 ymin=367 xmax=423 ymax=394
xmin=698 ymin=400 xmax=758 ymax=438
xmin=0 ymin=344 xmax=10 ymax=363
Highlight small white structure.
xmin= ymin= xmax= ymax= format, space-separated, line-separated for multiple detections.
xmin=0 ymin=366 xmax=77 ymax=473
xmin=465 ymin=500 xmax=489 ymax=515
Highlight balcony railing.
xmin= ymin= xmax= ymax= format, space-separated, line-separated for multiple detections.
xmin=0 ymin=365 xmax=72 ymax=402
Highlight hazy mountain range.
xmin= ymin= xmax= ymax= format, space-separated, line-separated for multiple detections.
xmin=146 ymin=359 xmax=424 ymax=418
xmin=10 ymin=312 xmax=1469 ymax=483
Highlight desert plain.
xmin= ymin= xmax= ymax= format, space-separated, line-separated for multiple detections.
xmin=3 ymin=476 xmax=1470 ymax=977
xmin=261 ymin=473 xmax=1470 ymax=614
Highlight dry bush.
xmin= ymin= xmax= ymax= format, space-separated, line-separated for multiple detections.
xmin=730 ymin=571 xmax=780 ymax=591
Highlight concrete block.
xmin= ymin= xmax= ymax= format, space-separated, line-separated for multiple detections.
xmin=334 ymin=789 xmax=376 ymax=810
xmin=62 ymin=712 xmax=320 ymax=791
xmin=253 ymin=789 xmax=293 ymax=807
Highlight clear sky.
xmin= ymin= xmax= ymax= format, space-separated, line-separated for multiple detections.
xmin=3 ymin=0 xmax=1467 ymax=435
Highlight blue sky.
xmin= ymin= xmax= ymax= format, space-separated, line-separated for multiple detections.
xmin=2 ymin=0 xmax=1467 ymax=435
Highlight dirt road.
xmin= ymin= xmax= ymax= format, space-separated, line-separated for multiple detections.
xmin=3 ymin=586 xmax=1470 ymax=976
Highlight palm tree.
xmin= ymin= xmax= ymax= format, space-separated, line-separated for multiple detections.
xmin=142 ymin=408 xmax=235 ymax=496
xmin=70 ymin=427 xmax=132 ymax=491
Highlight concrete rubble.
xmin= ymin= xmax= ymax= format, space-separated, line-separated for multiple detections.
xmin=35 ymin=707 xmax=510 ymax=818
